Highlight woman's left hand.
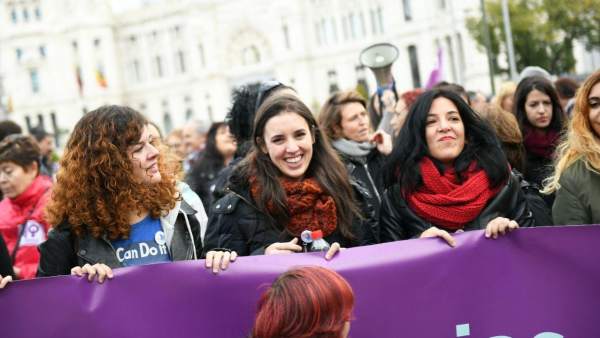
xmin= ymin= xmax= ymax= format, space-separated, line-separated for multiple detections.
xmin=370 ymin=131 xmax=392 ymax=155
xmin=485 ymin=217 xmax=519 ymax=239
xmin=0 ymin=274 xmax=12 ymax=289
xmin=205 ymin=250 xmax=238 ymax=274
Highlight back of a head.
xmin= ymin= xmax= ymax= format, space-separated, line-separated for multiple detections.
xmin=251 ymin=266 xmax=354 ymax=338
xmin=0 ymin=120 xmax=23 ymax=143
xmin=479 ymin=104 xmax=525 ymax=172
xmin=29 ymin=126 xmax=51 ymax=143
xmin=554 ymin=77 xmax=579 ymax=100
xmin=518 ymin=66 xmax=552 ymax=83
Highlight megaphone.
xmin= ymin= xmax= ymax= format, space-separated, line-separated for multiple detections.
xmin=359 ymin=43 xmax=399 ymax=87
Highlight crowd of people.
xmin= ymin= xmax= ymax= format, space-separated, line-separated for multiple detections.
xmin=0 ymin=63 xmax=599 ymax=337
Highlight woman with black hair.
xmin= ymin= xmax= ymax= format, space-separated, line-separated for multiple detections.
xmin=186 ymin=122 xmax=236 ymax=210
xmin=513 ymin=76 xmax=565 ymax=189
xmin=380 ymin=89 xmax=535 ymax=244
xmin=205 ymin=93 xmax=374 ymax=257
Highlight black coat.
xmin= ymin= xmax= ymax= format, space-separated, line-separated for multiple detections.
xmin=37 ymin=200 xmax=203 ymax=277
xmin=203 ymin=180 xmax=377 ymax=256
xmin=337 ymin=149 xmax=386 ymax=216
xmin=0 ymin=234 xmax=14 ymax=278
xmin=380 ymin=172 xmax=536 ymax=242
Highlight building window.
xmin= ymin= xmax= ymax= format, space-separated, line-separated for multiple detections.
xmin=30 ymin=69 xmax=40 ymax=93
xmin=456 ymin=33 xmax=466 ymax=84
xmin=198 ymin=44 xmax=206 ymax=68
xmin=129 ymin=59 xmax=141 ymax=82
xmin=139 ymin=103 xmax=147 ymax=113
xmin=438 ymin=0 xmax=446 ymax=10
xmin=94 ymin=38 xmax=101 ymax=48
xmin=403 ymin=0 xmax=412 ymax=21
xmin=34 ymin=6 xmax=41 ymax=20
xmin=407 ymin=45 xmax=421 ymax=88
xmin=327 ymin=70 xmax=339 ymax=94
xmin=176 ymin=50 xmax=186 ymax=73
xmin=16 ymin=48 xmax=22 ymax=61
xmin=370 ymin=9 xmax=378 ymax=34
xmin=163 ymin=113 xmax=173 ymax=134
xmin=22 ymin=8 xmax=29 ymax=22
xmin=315 ymin=22 xmax=322 ymax=45
xmin=349 ymin=13 xmax=356 ymax=39
xmin=184 ymin=96 xmax=193 ymax=120
xmin=72 ymin=41 xmax=78 ymax=51
xmin=242 ymin=46 xmax=260 ymax=65
xmin=11 ymin=8 xmax=17 ymax=23
xmin=359 ymin=13 xmax=366 ymax=37
xmin=446 ymin=36 xmax=457 ymax=82
xmin=282 ymin=24 xmax=291 ymax=49
xmin=154 ymin=55 xmax=164 ymax=77
xmin=39 ymin=45 xmax=46 ymax=58
xmin=342 ymin=16 xmax=349 ymax=40
xmin=377 ymin=7 xmax=384 ymax=33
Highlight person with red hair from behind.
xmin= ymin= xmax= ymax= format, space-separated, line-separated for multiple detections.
xmin=251 ymin=266 xmax=354 ymax=338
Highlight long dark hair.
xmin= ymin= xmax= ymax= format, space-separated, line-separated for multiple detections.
xmin=513 ymin=76 xmax=564 ymax=133
xmin=231 ymin=94 xmax=358 ymax=239
xmin=384 ymin=89 xmax=509 ymax=194
xmin=186 ymin=122 xmax=228 ymax=203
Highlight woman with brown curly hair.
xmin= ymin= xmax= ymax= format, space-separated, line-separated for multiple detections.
xmin=38 ymin=105 xmax=235 ymax=282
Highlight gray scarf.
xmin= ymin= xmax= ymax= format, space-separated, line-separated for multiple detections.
xmin=331 ymin=138 xmax=375 ymax=158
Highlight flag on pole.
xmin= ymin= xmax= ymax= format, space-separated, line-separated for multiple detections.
xmin=75 ymin=65 xmax=83 ymax=95
xmin=95 ymin=64 xmax=107 ymax=88
xmin=425 ymin=48 xmax=444 ymax=89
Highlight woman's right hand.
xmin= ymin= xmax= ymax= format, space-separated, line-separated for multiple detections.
xmin=0 ymin=274 xmax=12 ymax=289
xmin=71 ymin=263 xmax=114 ymax=284
xmin=420 ymin=226 xmax=457 ymax=247
xmin=265 ymin=238 xmax=303 ymax=255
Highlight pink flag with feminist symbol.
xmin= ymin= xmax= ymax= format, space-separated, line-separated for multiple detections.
xmin=425 ymin=47 xmax=444 ymax=89
xmin=2 ymin=225 xmax=600 ymax=338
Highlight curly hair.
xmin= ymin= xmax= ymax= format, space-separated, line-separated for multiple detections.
xmin=46 ymin=105 xmax=179 ymax=240
xmin=543 ymin=70 xmax=600 ymax=194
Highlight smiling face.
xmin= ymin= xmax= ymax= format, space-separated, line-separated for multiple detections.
xmin=128 ymin=125 xmax=161 ymax=184
xmin=589 ymin=82 xmax=600 ymax=137
xmin=425 ymin=97 xmax=465 ymax=166
xmin=260 ymin=112 xmax=314 ymax=179
xmin=525 ymin=89 xmax=553 ymax=129
xmin=339 ymin=102 xmax=370 ymax=142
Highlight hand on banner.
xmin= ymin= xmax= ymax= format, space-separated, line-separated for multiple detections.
xmin=370 ymin=131 xmax=392 ymax=155
xmin=265 ymin=238 xmax=302 ymax=255
xmin=0 ymin=274 xmax=12 ymax=289
xmin=485 ymin=217 xmax=519 ymax=239
xmin=325 ymin=242 xmax=344 ymax=260
xmin=205 ymin=250 xmax=238 ymax=274
xmin=419 ymin=226 xmax=457 ymax=247
xmin=71 ymin=263 xmax=114 ymax=284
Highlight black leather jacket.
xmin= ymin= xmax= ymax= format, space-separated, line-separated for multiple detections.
xmin=37 ymin=200 xmax=203 ymax=277
xmin=203 ymin=179 xmax=378 ymax=256
xmin=380 ymin=172 xmax=536 ymax=242
xmin=338 ymin=149 xmax=386 ymax=217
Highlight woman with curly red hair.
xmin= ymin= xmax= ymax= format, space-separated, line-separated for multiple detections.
xmin=251 ymin=266 xmax=354 ymax=338
xmin=37 ymin=105 xmax=234 ymax=282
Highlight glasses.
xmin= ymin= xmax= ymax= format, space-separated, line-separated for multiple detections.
xmin=255 ymin=80 xmax=283 ymax=113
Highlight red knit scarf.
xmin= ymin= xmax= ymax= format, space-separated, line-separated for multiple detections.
xmin=250 ymin=177 xmax=338 ymax=237
xmin=406 ymin=157 xmax=502 ymax=230
xmin=523 ymin=127 xmax=560 ymax=159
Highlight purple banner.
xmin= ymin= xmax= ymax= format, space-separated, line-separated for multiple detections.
xmin=2 ymin=225 xmax=600 ymax=338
